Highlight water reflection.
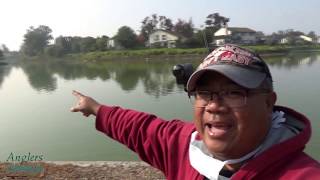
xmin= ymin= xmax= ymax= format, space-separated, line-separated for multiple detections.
xmin=12 ymin=58 xmax=184 ymax=97
xmin=142 ymin=67 xmax=177 ymax=98
xmin=22 ymin=61 xmax=58 ymax=92
xmin=0 ymin=52 xmax=319 ymax=95
xmin=0 ymin=65 xmax=12 ymax=89
xmin=265 ymin=53 xmax=318 ymax=69
xmin=113 ymin=63 xmax=146 ymax=91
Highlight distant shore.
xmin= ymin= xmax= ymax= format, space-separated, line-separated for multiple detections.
xmin=65 ymin=45 xmax=320 ymax=61
xmin=0 ymin=161 xmax=165 ymax=179
xmin=8 ymin=45 xmax=320 ymax=62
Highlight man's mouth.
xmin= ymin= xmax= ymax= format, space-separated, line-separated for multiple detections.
xmin=204 ymin=122 xmax=233 ymax=138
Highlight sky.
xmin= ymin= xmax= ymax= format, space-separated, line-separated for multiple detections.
xmin=1 ymin=0 xmax=319 ymax=51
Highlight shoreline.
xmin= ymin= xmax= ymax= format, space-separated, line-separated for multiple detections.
xmin=65 ymin=45 xmax=320 ymax=61
xmin=0 ymin=161 xmax=165 ymax=179
xmin=9 ymin=46 xmax=320 ymax=62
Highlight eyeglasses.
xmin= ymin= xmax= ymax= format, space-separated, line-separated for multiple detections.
xmin=188 ymin=89 xmax=270 ymax=108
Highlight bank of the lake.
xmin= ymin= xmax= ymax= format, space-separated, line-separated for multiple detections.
xmin=66 ymin=45 xmax=320 ymax=61
xmin=0 ymin=161 xmax=165 ymax=179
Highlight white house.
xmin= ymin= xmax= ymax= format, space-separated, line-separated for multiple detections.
xmin=107 ymin=38 xmax=115 ymax=49
xmin=213 ymin=27 xmax=258 ymax=45
xmin=280 ymin=37 xmax=289 ymax=44
xmin=148 ymin=29 xmax=179 ymax=48
xmin=299 ymin=35 xmax=313 ymax=42
xmin=107 ymin=38 xmax=122 ymax=49
xmin=280 ymin=35 xmax=316 ymax=44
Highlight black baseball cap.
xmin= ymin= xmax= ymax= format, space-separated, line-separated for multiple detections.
xmin=187 ymin=44 xmax=272 ymax=92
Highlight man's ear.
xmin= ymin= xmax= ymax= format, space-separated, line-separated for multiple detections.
xmin=266 ymin=92 xmax=277 ymax=112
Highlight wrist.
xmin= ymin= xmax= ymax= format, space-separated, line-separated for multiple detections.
xmin=93 ymin=104 xmax=102 ymax=116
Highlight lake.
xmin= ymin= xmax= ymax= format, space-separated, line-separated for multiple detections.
xmin=0 ymin=52 xmax=319 ymax=161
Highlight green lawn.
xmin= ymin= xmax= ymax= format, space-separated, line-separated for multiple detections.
xmin=67 ymin=45 xmax=320 ymax=61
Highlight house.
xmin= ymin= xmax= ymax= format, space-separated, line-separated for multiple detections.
xmin=107 ymin=38 xmax=122 ymax=50
xmin=280 ymin=37 xmax=290 ymax=44
xmin=301 ymin=35 xmax=319 ymax=44
xmin=299 ymin=35 xmax=313 ymax=42
xmin=280 ymin=35 xmax=315 ymax=44
xmin=148 ymin=29 xmax=180 ymax=48
xmin=213 ymin=27 xmax=258 ymax=45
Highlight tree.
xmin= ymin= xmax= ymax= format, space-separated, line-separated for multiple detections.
xmin=1 ymin=44 xmax=9 ymax=53
xmin=255 ymin=31 xmax=266 ymax=44
xmin=0 ymin=49 xmax=3 ymax=60
xmin=45 ymin=36 xmax=73 ymax=57
xmin=45 ymin=45 xmax=64 ymax=57
xmin=173 ymin=18 xmax=194 ymax=38
xmin=96 ymin=36 xmax=109 ymax=51
xmin=55 ymin=36 xmax=72 ymax=53
xmin=285 ymin=29 xmax=304 ymax=45
xmin=0 ymin=44 xmax=7 ymax=59
xmin=21 ymin=25 xmax=53 ymax=56
xmin=265 ymin=29 xmax=308 ymax=45
xmin=115 ymin=26 xmax=138 ymax=49
xmin=198 ymin=28 xmax=214 ymax=47
xmin=307 ymin=31 xmax=318 ymax=42
xmin=159 ymin=15 xmax=174 ymax=31
xmin=140 ymin=14 xmax=158 ymax=42
xmin=79 ymin=37 xmax=97 ymax=52
xmin=188 ymin=30 xmax=208 ymax=48
xmin=205 ymin=13 xmax=229 ymax=29
xmin=45 ymin=35 xmax=111 ymax=57
xmin=136 ymin=34 xmax=146 ymax=47
xmin=140 ymin=14 xmax=173 ymax=43
xmin=203 ymin=13 xmax=230 ymax=45
xmin=69 ymin=36 xmax=82 ymax=53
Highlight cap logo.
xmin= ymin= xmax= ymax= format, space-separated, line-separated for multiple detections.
xmin=198 ymin=45 xmax=255 ymax=69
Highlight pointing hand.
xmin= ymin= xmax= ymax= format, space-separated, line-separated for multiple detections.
xmin=70 ymin=90 xmax=101 ymax=117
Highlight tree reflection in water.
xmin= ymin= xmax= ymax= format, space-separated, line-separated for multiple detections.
xmin=1 ymin=52 xmax=319 ymax=97
xmin=0 ymin=64 xmax=12 ymax=89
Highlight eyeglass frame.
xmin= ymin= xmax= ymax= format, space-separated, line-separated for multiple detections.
xmin=188 ymin=88 xmax=271 ymax=108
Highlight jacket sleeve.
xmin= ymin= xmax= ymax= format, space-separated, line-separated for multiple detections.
xmin=95 ymin=105 xmax=186 ymax=173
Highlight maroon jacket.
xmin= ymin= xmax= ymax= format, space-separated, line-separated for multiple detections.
xmin=95 ymin=105 xmax=320 ymax=180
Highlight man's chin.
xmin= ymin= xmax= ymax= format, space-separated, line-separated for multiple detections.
xmin=203 ymin=138 xmax=231 ymax=157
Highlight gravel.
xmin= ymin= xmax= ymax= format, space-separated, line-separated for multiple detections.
xmin=0 ymin=161 xmax=165 ymax=179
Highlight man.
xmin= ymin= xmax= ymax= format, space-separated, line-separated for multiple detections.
xmin=71 ymin=44 xmax=320 ymax=180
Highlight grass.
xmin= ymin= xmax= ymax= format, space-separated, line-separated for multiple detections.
xmin=67 ymin=48 xmax=208 ymax=61
xmin=67 ymin=45 xmax=320 ymax=61
xmin=244 ymin=44 xmax=320 ymax=54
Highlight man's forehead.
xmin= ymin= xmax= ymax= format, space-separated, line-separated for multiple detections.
xmin=196 ymin=82 xmax=242 ymax=90
xmin=196 ymin=72 xmax=243 ymax=90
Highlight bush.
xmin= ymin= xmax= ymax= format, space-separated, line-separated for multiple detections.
xmin=45 ymin=45 xmax=65 ymax=57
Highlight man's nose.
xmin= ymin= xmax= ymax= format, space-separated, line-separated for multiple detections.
xmin=205 ymin=99 xmax=229 ymax=113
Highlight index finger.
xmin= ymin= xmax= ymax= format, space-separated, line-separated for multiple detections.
xmin=72 ymin=90 xmax=85 ymax=98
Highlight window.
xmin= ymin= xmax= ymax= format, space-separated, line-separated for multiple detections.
xmin=154 ymin=35 xmax=159 ymax=41
xmin=162 ymin=34 xmax=167 ymax=41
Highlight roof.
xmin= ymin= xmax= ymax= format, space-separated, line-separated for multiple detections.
xmin=227 ymin=27 xmax=256 ymax=33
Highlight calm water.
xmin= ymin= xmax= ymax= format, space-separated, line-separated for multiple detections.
xmin=0 ymin=52 xmax=319 ymax=161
